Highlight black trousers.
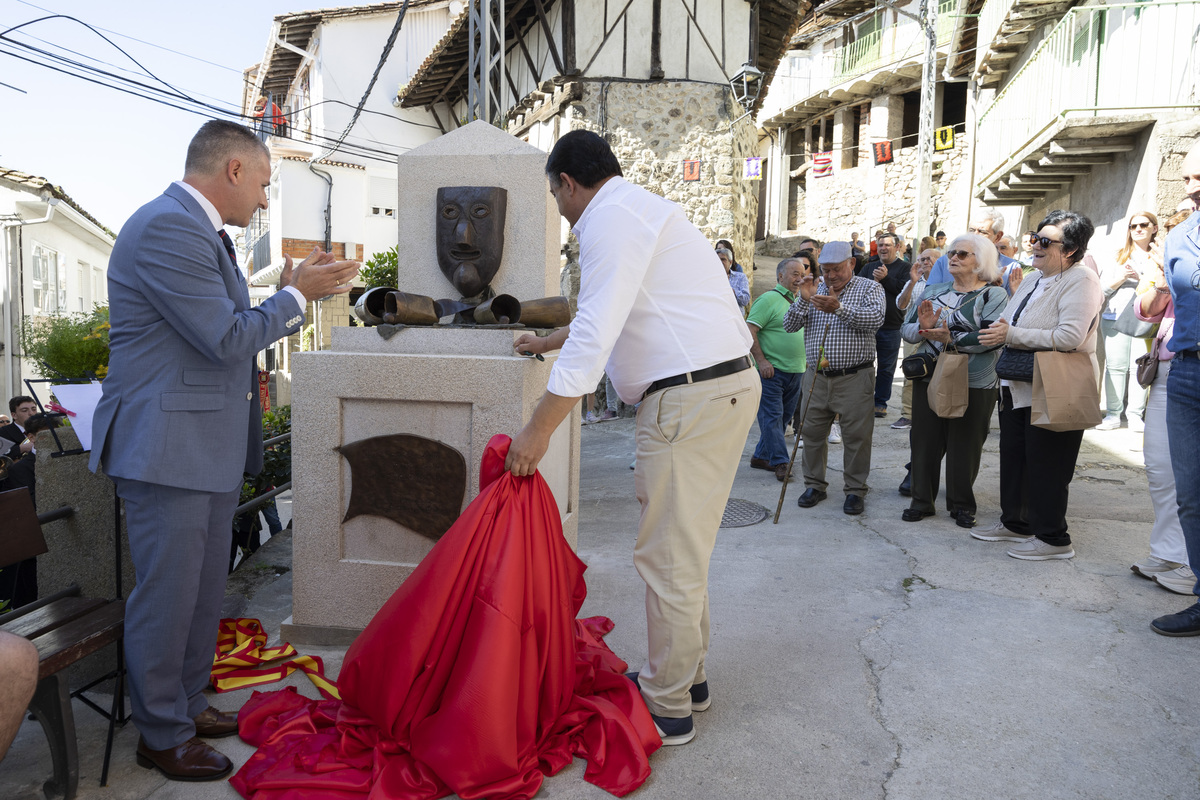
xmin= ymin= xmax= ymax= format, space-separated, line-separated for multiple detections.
xmin=998 ymin=387 xmax=1084 ymax=546
xmin=909 ymin=381 xmax=997 ymax=516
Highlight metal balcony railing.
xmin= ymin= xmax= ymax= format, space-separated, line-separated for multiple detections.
xmin=831 ymin=0 xmax=958 ymax=84
xmin=246 ymin=209 xmax=271 ymax=276
xmin=761 ymin=0 xmax=959 ymax=120
xmin=976 ymin=1 xmax=1200 ymax=184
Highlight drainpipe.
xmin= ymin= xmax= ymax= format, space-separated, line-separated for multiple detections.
xmin=1 ymin=195 xmax=59 ymax=401
xmin=307 ymin=163 xmax=333 ymax=351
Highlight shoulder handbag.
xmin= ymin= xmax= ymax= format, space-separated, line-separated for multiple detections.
xmin=1112 ymin=293 xmax=1157 ymax=338
xmin=1136 ymin=336 xmax=1162 ymax=388
xmin=994 ymin=279 xmax=1039 ymax=382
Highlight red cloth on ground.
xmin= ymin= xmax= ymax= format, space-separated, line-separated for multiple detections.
xmin=231 ymin=435 xmax=660 ymax=799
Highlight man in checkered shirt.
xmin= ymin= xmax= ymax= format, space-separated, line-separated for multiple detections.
xmin=783 ymin=241 xmax=885 ymax=516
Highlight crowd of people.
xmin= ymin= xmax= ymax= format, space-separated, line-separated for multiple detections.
xmin=737 ymin=140 xmax=1200 ymax=638
xmin=2 ymin=123 xmax=1198 ymax=780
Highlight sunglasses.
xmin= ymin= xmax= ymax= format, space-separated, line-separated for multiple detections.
xmin=945 ymin=250 xmax=974 ymax=260
xmin=1027 ymin=233 xmax=1064 ymax=248
xmin=1129 ymin=221 xmax=1153 ymax=230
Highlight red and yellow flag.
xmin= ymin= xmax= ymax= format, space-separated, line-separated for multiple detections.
xmin=211 ymin=618 xmax=339 ymax=700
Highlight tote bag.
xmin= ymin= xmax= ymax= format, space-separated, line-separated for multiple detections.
xmin=927 ymin=349 xmax=969 ymax=419
xmin=1031 ymin=350 xmax=1103 ymax=431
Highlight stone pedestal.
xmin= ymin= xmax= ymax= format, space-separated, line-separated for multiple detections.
xmin=285 ymin=327 xmax=580 ymax=643
xmin=285 ymin=122 xmax=581 ymax=644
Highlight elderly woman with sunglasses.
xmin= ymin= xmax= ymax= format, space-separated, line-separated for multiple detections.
xmin=976 ymin=211 xmax=1103 ymax=560
xmin=1096 ymin=211 xmax=1159 ymax=431
xmin=900 ymin=235 xmax=1008 ymax=528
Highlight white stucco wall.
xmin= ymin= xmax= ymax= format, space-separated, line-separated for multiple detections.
xmin=314 ymin=11 xmax=449 ymax=154
xmin=264 ymin=7 xmax=453 ymax=266
xmin=504 ymin=0 xmax=751 ymax=93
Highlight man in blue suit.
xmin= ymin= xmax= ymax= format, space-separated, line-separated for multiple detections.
xmin=90 ymin=120 xmax=359 ymax=780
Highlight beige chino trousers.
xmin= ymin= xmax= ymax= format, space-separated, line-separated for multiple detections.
xmin=633 ymin=367 xmax=759 ymax=718
xmin=800 ymin=367 xmax=876 ymax=495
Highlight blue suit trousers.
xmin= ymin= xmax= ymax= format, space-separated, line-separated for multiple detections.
xmin=114 ymin=477 xmax=239 ymax=750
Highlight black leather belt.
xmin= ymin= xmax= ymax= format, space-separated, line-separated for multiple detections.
xmin=817 ymin=361 xmax=873 ymax=378
xmin=1179 ymin=350 xmax=1200 ymax=360
xmin=644 ymin=356 xmax=753 ymax=398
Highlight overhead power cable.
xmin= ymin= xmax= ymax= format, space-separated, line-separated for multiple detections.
xmin=0 ymin=44 xmax=406 ymax=164
xmin=315 ymin=0 xmax=411 ymax=161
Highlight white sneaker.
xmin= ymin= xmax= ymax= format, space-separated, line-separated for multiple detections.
xmin=1096 ymin=415 xmax=1122 ymax=431
xmin=970 ymin=521 xmax=1034 ymax=543
xmin=1153 ymin=566 xmax=1197 ymax=595
xmin=827 ymin=422 xmax=842 ymax=444
xmin=1127 ymin=415 xmax=1145 ymax=433
xmin=1131 ymin=555 xmax=1185 ymax=579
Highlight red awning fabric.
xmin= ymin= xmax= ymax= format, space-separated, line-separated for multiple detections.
xmin=231 ymin=434 xmax=660 ymax=799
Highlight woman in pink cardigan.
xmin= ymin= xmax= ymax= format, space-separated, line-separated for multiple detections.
xmin=1131 ymin=208 xmax=1194 ymax=593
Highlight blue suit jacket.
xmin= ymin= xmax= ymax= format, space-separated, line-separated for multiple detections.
xmin=90 ymin=183 xmax=304 ymax=493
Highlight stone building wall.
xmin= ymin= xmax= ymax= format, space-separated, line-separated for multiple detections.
xmin=1154 ymin=117 xmax=1200 ymax=218
xmin=567 ymin=80 xmax=760 ymax=278
xmin=765 ymin=132 xmax=971 ymax=253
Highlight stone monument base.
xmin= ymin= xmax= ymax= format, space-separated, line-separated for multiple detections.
xmin=287 ymin=325 xmax=580 ymax=644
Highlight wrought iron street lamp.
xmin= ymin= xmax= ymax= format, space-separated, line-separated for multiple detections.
xmin=730 ymin=61 xmax=763 ymax=110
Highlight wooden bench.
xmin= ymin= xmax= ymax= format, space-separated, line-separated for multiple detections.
xmin=0 ymin=487 xmax=125 ymax=800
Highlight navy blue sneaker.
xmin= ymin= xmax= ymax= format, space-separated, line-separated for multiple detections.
xmin=626 ymin=671 xmax=711 ymax=712
xmin=650 ymin=712 xmax=695 ymax=746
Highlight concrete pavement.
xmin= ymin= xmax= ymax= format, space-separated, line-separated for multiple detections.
xmin=2 ymin=386 xmax=1197 ymax=799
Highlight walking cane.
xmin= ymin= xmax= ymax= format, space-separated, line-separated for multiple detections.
xmin=773 ymin=306 xmax=835 ymax=524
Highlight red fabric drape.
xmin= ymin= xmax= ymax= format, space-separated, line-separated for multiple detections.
xmin=232 ymin=435 xmax=660 ymax=799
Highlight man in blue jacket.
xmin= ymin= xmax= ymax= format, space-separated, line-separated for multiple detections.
xmin=90 ymin=120 xmax=358 ymax=779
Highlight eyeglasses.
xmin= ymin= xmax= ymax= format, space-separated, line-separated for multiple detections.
xmin=1129 ymin=221 xmax=1153 ymax=230
xmin=1027 ymin=233 xmax=1064 ymax=249
xmin=945 ymin=250 xmax=974 ymax=260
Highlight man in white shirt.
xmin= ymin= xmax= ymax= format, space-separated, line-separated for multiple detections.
xmin=509 ymin=130 xmax=759 ymax=746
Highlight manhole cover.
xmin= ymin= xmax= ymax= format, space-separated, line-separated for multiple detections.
xmin=720 ymin=498 xmax=769 ymax=528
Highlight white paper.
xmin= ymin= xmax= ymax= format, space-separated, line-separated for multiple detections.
xmin=50 ymin=382 xmax=104 ymax=452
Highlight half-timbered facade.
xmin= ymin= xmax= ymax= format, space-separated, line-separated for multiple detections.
xmin=397 ymin=0 xmax=807 ymax=279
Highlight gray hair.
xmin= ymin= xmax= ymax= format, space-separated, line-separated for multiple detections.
xmin=776 ymin=257 xmax=803 ymax=278
xmin=716 ymin=248 xmax=733 ymax=261
xmin=949 ymin=233 xmax=1001 ymax=283
xmin=185 ymin=119 xmax=268 ymax=177
xmin=972 ymin=207 xmax=1005 ymax=233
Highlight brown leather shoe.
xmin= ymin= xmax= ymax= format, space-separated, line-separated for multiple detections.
xmin=136 ymin=736 xmax=233 ymax=781
xmin=750 ymin=457 xmax=772 ymax=471
xmin=774 ymin=464 xmax=791 ymax=482
xmin=193 ymin=705 xmax=238 ymax=738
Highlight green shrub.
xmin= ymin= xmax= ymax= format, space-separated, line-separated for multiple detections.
xmin=360 ymin=246 xmax=398 ymax=289
xmin=21 ymin=306 xmax=110 ymax=380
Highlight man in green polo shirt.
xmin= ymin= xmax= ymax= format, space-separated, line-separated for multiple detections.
xmin=748 ymin=257 xmax=809 ymax=481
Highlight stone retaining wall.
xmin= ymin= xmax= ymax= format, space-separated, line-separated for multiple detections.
xmin=567 ymin=80 xmax=760 ymax=276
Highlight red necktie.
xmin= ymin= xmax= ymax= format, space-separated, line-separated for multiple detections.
xmin=218 ymin=229 xmax=238 ymax=268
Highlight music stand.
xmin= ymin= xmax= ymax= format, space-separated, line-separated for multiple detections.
xmin=17 ymin=378 xmax=129 ymax=784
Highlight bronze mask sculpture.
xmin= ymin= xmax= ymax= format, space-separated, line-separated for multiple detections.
xmin=436 ymin=186 xmax=508 ymax=298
